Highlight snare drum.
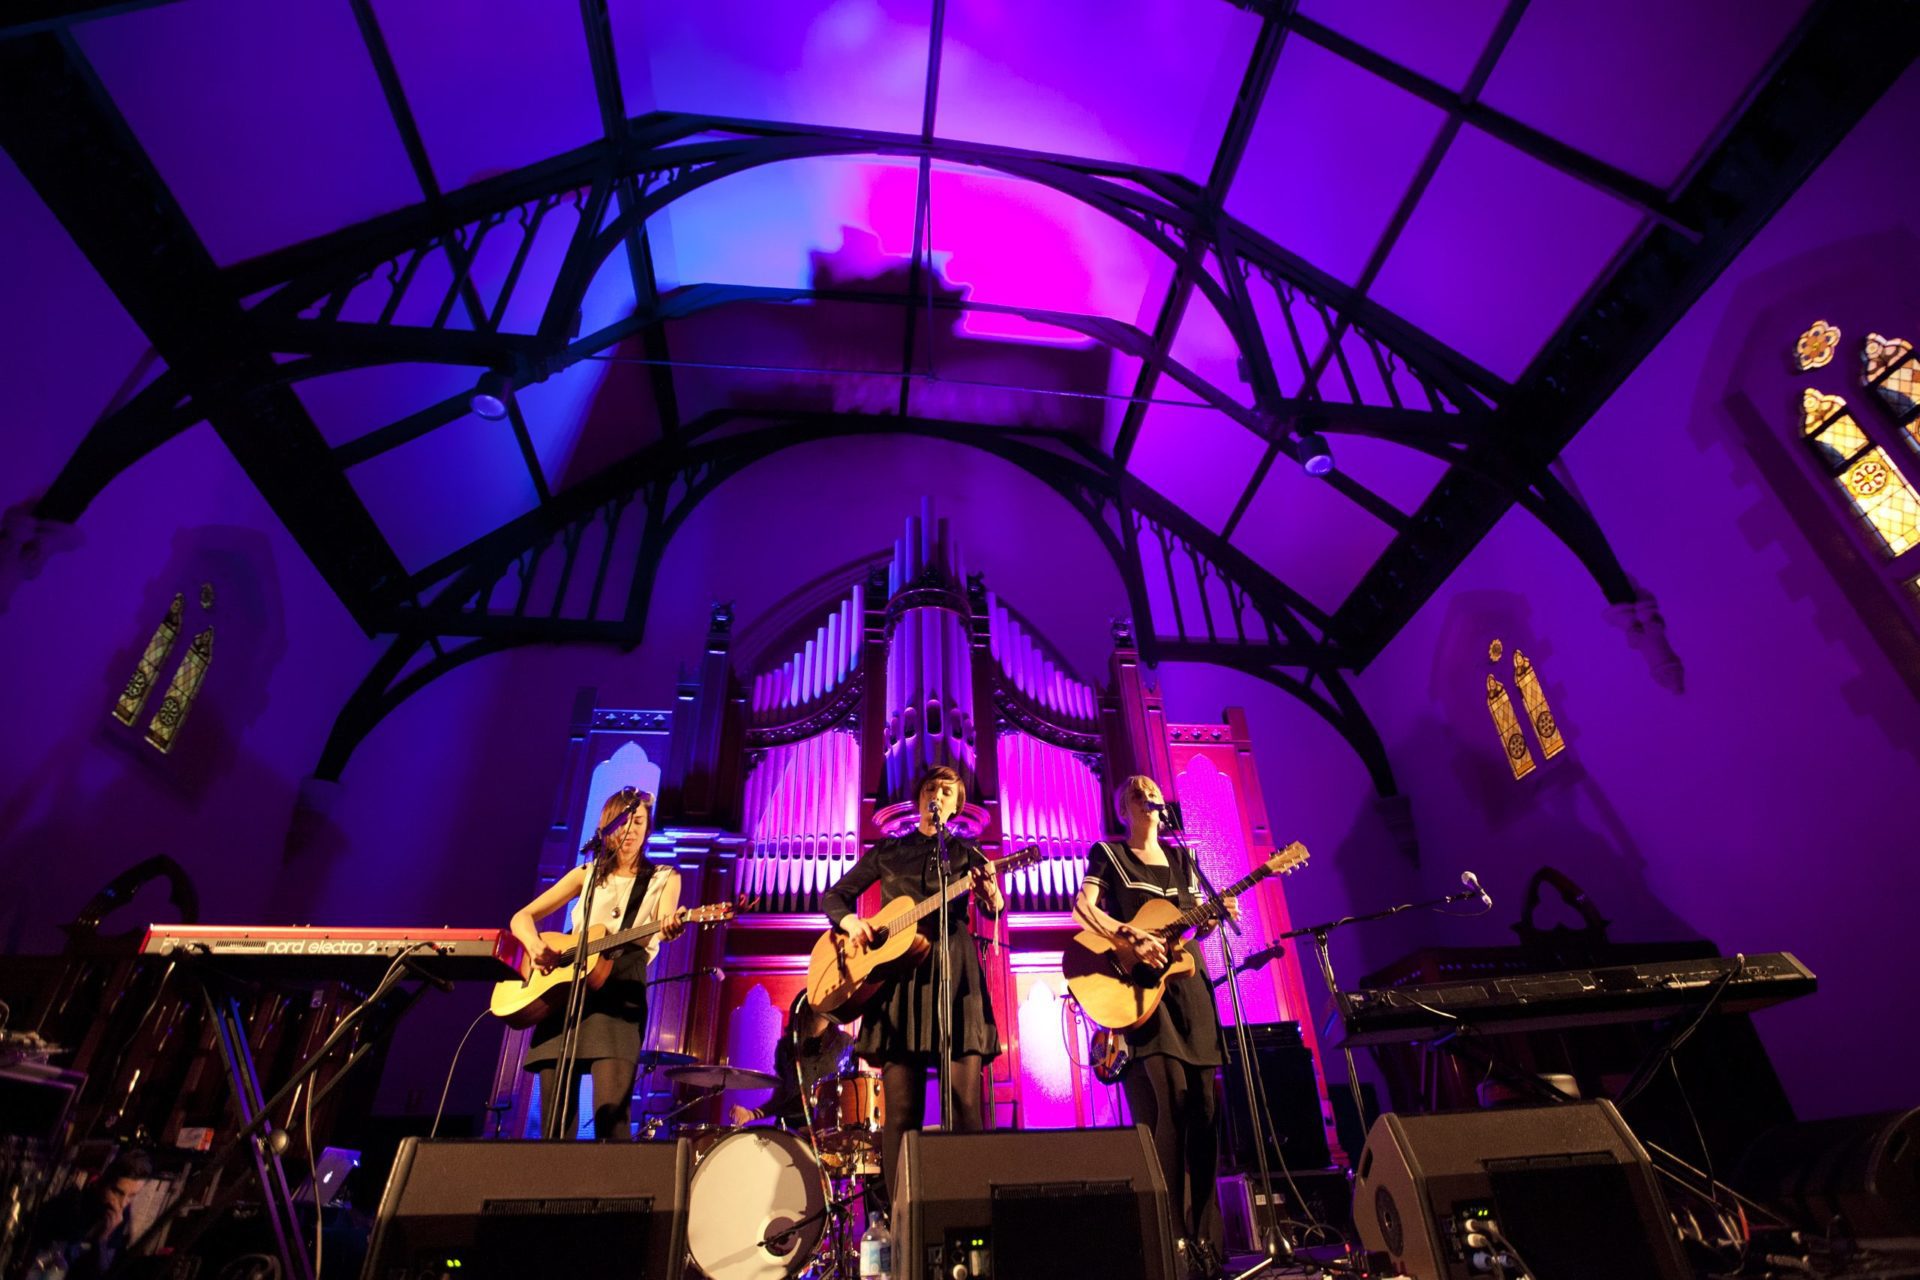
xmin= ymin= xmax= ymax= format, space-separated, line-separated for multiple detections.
xmin=687 ymin=1128 xmax=825 ymax=1280
xmin=808 ymin=1072 xmax=883 ymax=1151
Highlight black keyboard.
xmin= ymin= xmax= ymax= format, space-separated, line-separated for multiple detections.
xmin=1336 ymin=951 xmax=1815 ymax=1046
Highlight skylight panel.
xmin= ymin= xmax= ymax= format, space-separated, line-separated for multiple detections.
xmin=938 ymin=0 xmax=1255 ymax=178
xmin=345 ymin=415 xmax=542 ymax=571
xmin=1128 ymin=403 xmax=1267 ymax=535
xmin=1228 ymin=36 xmax=1448 ymax=286
xmin=609 ymin=0 xmax=927 ymax=134
xmin=373 ymin=0 xmax=604 ymax=193
xmin=1230 ymin=451 xmax=1397 ymax=615
xmin=76 ymin=0 xmax=419 ymax=265
xmin=1479 ymin=0 xmax=1812 ymax=189
xmin=1367 ymin=125 xmax=1642 ymax=382
xmin=1294 ymin=0 xmax=1509 ymax=94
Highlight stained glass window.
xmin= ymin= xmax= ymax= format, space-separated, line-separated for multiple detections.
xmin=1863 ymin=332 xmax=1919 ymax=446
xmin=146 ymin=627 xmax=212 ymax=753
xmin=1794 ymin=320 xmax=1840 ymax=371
xmin=114 ymin=593 xmax=182 ymax=725
xmin=1801 ymin=389 xmax=1920 ymax=557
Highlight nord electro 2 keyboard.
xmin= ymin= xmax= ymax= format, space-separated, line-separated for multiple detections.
xmin=138 ymin=925 xmax=521 ymax=982
xmin=1336 ymin=950 xmax=1815 ymax=1046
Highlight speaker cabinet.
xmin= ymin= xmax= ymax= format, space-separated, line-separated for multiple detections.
xmin=894 ymin=1127 xmax=1176 ymax=1280
xmin=1219 ymin=1021 xmax=1333 ymax=1171
xmin=1734 ymin=1109 xmax=1920 ymax=1241
xmin=1353 ymin=1101 xmax=1688 ymax=1280
xmin=362 ymin=1139 xmax=689 ymax=1280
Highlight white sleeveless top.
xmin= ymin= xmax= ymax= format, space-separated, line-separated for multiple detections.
xmin=568 ymin=867 xmax=676 ymax=966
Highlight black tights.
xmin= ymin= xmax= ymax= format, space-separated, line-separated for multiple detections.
xmin=879 ymin=1056 xmax=986 ymax=1203
xmin=535 ymin=1057 xmax=638 ymax=1140
xmin=1123 ymin=1055 xmax=1223 ymax=1256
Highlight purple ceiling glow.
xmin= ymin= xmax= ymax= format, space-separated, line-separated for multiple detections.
xmin=45 ymin=0 xmax=1823 ymax=620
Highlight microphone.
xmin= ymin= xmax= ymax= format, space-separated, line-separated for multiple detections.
xmin=1142 ymin=799 xmax=1170 ymax=812
xmin=1461 ymin=870 xmax=1492 ymax=907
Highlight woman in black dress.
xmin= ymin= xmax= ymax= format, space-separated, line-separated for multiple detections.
xmin=1073 ymin=774 xmax=1238 ymax=1278
xmin=509 ymin=787 xmax=683 ymax=1139
xmin=821 ymin=765 xmax=1005 ymax=1199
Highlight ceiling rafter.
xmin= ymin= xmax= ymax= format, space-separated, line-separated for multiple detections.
xmin=317 ymin=407 xmax=1405 ymax=788
xmin=580 ymin=0 xmax=681 ymax=439
xmin=1111 ymin=6 xmax=1292 ymax=467
xmin=3 ymin=32 xmax=405 ymax=627
xmin=1333 ymin=0 xmax=1918 ymax=664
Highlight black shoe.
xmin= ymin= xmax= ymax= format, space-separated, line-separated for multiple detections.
xmin=1177 ymin=1236 xmax=1225 ymax=1280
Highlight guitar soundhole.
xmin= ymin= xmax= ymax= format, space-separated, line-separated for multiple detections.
xmin=871 ymin=925 xmax=890 ymax=945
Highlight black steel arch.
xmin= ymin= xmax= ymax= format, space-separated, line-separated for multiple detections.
xmin=317 ymin=412 xmax=1400 ymax=794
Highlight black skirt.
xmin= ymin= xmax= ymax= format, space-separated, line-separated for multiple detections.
xmin=1083 ymin=840 xmax=1223 ymax=1068
xmin=851 ymin=928 xmax=1001 ymax=1063
xmin=823 ymin=832 xmax=1003 ymax=1065
xmin=522 ymin=951 xmax=649 ymax=1069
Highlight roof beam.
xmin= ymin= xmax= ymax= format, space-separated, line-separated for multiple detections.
xmin=1333 ymin=0 xmax=1920 ymax=664
xmin=1112 ymin=8 xmax=1291 ymax=466
xmin=2 ymin=33 xmax=405 ymax=624
xmin=581 ymin=0 xmax=681 ymax=437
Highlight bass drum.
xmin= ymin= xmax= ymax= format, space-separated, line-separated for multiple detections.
xmin=687 ymin=1128 xmax=826 ymax=1280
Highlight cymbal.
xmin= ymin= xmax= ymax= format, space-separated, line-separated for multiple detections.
xmin=635 ymin=1049 xmax=697 ymax=1068
xmin=668 ymin=1064 xmax=778 ymax=1091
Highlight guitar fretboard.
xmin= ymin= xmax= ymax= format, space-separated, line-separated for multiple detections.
xmin=1154 ymin=866 xmax=1271 ymax=940
xmin=892 ymin=851 xmax=1034 ymax=933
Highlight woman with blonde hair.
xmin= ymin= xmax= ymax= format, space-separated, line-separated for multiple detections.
xmin=1073 ymin=775 xmax=1237 ymax=1279
xmin=509 ymin=786 xmax=683 ymax=1139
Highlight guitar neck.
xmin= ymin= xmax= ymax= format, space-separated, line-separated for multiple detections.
xmin=899 ymin=866 xmax=982 ymax=931
xmin=583 ymin=918 xmax=667 ymax=959
xmin=1161 ymin=866 xmax=1269 ymax=937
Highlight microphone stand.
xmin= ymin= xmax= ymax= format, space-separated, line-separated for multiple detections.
xmin=1275 ymin=877 xmax=1489 ymax=1176
xmin=549 ymin=792 xmax=645 ymax=1139
xmin=1160 ymin=806 xmax=1295 ymax=1277
xmin=929 ymin=803 xmax=955 ymax=1133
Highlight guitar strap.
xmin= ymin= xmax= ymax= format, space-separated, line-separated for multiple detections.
xmin=618 ymin=862 xmax=655 ymax=932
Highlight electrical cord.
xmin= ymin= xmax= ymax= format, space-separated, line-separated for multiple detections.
xmin=429 ymin=1008 xmax=495 ymax=1139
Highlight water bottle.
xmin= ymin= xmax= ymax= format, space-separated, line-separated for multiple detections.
xmin=858 ymin=1215 xmax=892 ymax=1280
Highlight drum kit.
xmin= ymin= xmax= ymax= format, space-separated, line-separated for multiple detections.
xmin=630 ymin=1051 xmax=887 ymax=1280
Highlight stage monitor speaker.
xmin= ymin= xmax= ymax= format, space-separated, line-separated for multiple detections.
xmin=1353 ymin=1101 xmax=1689 ymax=1280
xmin=895 ymin=1126 xmax=1176 ymax=1280
xmin=361 ymin=1139 xmax=688 ymax=1280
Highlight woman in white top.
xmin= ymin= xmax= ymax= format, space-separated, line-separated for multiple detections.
xmin=509 ymin=787 xmax=682 ymax=1139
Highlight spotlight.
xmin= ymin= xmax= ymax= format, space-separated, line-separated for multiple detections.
xmin=470 ymin=370 xmax=513 ymax=421
xmin=1294 ymin=429 xmax=1334 ymax=476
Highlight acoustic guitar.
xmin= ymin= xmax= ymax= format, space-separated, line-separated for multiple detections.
xmin=490 ymin=900 xmax=738 ymax=1028
xmin=805 ymin=846 xmax=1042 ymax=1019
xmin=1063 ymin=841 xmax=1309 ymax=1031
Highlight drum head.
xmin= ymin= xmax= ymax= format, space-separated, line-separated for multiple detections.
xmin=687 ymin=1128 xmax=826 ymax=1280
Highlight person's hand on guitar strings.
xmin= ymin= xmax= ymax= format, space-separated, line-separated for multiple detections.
xmin=659 ymin=906 xmax=688 ymax=941
xmin=839 ymin=916 xmax=877 ymax=950
xmin=1116 ymin=923 xmax=1168 ymax=969
xmin=969 ymin=864 xmax=1004 ymax=913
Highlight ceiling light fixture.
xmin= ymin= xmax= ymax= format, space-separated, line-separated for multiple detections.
xmin=470 ymin=370 xmax=514 ymax=421
xmin=1292 ymin=425 xmax=1334 ymax=477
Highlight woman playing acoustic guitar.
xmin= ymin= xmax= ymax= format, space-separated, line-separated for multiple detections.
xmin=1072 ymin=775 xmax=1238 ymax=1280
xmin=509 ymin=787 xmax=684 ymax=1140
xmin=821 ymin=765 xmax=1004 ymax=1200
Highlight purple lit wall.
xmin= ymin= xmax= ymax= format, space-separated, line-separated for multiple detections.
xmin=1153 ymin=65 xmax=1920 ymax=1120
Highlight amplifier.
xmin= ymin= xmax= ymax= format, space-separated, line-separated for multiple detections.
xmin=894 ymin=1127 xmax=1176 ymax=1280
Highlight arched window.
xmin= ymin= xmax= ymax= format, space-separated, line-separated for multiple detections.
xmin=1791 ymin=321 xmax=1920 ymax=629
xmin=112 ymin=583 xmax=214 ymax=753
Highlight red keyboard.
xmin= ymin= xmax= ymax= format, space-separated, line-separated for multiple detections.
xmin=139 ymin=925 xmax=521 ymax=982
